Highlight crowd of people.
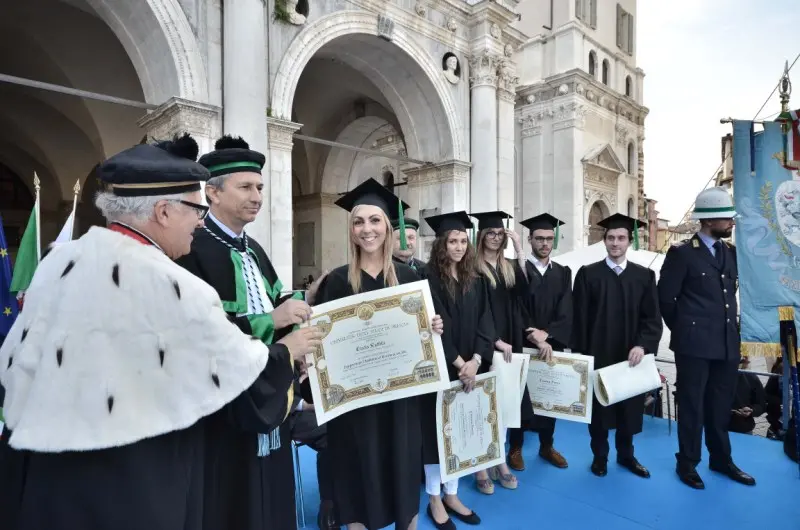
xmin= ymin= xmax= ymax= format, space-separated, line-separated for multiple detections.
xmin=0 ymin=133 xmax=764 ymax=530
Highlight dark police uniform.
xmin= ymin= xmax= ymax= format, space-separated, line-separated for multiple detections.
xmin=658 ymin=233 xmax=754 ymax=487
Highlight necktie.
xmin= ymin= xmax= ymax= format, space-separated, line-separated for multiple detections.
xmin=614 ymin=266 xmax=622 ymax=276
xmin=713 ymin=241 xmax=724 ymax=266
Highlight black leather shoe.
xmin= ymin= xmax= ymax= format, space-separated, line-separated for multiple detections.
xmin=316 ymin=500 xmax=339 ymax=530
xmin=426 ymin=504 xmax=456 ymax=530
xmin=444 ymin=503 xmax=481 ymax=525
xmin=617 ymin=456 xmax=650 ymax=478
xmin=590 ymin=457 xmax=608 ymax=477
xmin=709 ymin=461 xmax=756 ymax=486
xmin=676 ymin=463 xmax=705 ymax=489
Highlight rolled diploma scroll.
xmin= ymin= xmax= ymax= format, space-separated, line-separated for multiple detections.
xmin=592 ymin=353 xmax=661 ymax=406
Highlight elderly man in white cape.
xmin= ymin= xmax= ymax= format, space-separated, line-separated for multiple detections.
xmin=0 ymin=134 xmax=322 ymax=530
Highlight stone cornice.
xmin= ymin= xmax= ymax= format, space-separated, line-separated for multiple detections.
xmin=349 ymin=0 xmax=471 ymax=53
xmin=137 ymin=97 xmax=221 ymax=140
xmin=516 ymin=69 xmax=648 ymax=128
xmin=469 ymin=0 xmax=520 ymax=28
xmin=404 ymin=159 xmax=471 ymax=186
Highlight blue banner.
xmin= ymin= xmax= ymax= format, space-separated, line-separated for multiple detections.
xmin=733 ymin=120 xmax=800 ymax=356
xmin=0 ymin=214 xmax=19 ymax=339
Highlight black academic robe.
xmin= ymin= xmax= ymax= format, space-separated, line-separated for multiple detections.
xmin=521 ymin=260 xmax=574 ymax=430
xmin=481 ymin=260 xmax=536 ymax=424
xmin=572 ymin=260 xmax=662 ymax=433
xmin=422 ymin=273 xmax=496 ymax=464
xmin=176 ymin=220 xmax=297 ymax=530
xmin=393 ymin=256 xmax=427 ymax=279
xmin=0 ymin=422 xmax=205 ymax=530
xmin=308 ymin=263 xmax=427 ymax=530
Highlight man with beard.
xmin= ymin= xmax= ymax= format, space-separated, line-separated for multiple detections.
xmin=509 ymin=213 xmax=573 ymax=470
xmin=573 ymin=213 xmax=662 ymax=478
xmin=176 ymin=135 xmax=326 ymax=529
xmin=658 ymin=187 xmax=755 ymax=489
xmin=391 ymin=215 xmax=427 ymax=278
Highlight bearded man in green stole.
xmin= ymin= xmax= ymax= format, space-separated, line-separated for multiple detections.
xmin=177 ymin=135 xmax=320 ymax=530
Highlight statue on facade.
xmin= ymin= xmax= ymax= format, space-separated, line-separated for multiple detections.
xmin=285 ymin=0 xmax=306 ymax=25
xmin=442 ymin=53 xmax=460 ymax=85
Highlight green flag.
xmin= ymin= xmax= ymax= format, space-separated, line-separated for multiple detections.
xmin=10 ymin=205 xmax=40 ymax=293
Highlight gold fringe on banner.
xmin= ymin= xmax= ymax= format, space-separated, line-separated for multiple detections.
xmin=741 ymin=342 xmax=782 ymax=358
xmin=778 ymin=306 xmax=795 ymax=322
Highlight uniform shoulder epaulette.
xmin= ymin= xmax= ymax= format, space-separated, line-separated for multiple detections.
xmin=671 ymin=238 xmax=692 ymax=248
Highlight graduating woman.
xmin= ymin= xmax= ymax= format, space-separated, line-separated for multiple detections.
xmin=422 ymin=211 xmax=495 ymax=528
xmin=307 ymin=178 xmax=445 ymax=530
xmin=471 ymin=210 xmax=530 ymax=492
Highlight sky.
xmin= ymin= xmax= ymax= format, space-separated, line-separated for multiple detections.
xmin=637 ymin=0 xmax=800 ymax=223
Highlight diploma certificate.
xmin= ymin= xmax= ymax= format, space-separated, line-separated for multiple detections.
xmin=305 ymin=280 xmax=449 ymax=425
xmin=490 ymin=352 xmax=530 ymax=429
xmin=524 ymin=348 xmax=594 ymax=424
xmin=436 ymin=373 xmax=505 ymax=482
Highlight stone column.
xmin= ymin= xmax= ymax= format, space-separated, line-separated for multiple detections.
xmin=469 ymin=52 xmax=500 ymax=213
xmin=497 ymin=61 xmax=518 ymax=258
xmin=137 ymin=97 xmax=222 ymax=156
xmin=265 ymin=117 xmax=302 ymax=288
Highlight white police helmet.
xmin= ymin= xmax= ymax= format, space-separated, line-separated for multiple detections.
xmin=691 ymin=187 xmax=736 ymax=220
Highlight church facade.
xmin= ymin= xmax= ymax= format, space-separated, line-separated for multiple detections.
xmin=0 ymin=0 xmax=645 ymax=288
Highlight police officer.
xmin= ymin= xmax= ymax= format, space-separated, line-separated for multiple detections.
xmin=658 ymin=187 xmax=756 ymax=489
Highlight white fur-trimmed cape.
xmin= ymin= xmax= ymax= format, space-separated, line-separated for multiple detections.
xmin=0 ymin=227 xmax=270 ymax=452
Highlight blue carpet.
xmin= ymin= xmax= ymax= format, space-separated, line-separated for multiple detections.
xmin=294 ymin=416 xmax=799 ymax=529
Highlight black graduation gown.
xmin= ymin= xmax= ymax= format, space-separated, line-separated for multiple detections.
xmin=176 ymin=220 xmax=297 ymax=530
xmin=422 ymin=273 xmax=496 ymax=464
xmin=481 ymin=260 xmax=535 ymax=424
xmin=311 ymin=263 xmax=428 ymax=530
xmin=572 ymin=260 xmax=663 ymax=433
xmin=393 ymin=256 xmax=428 ymax=279
xmin=521 ymin=259 xmax=574 ymax=430
xmin=0 ymin=422 xmax=205 ymax=530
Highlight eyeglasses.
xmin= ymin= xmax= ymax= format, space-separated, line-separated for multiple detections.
xmin=485 ymin=231 xmax=505 ymax=240
xmin=176 ymin=200 xmax=209 ymax=220
xmin=533 ymin=236 xmax=555 ymax=243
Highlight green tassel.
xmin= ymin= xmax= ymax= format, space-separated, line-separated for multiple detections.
xmin=633 ymin=219 xmax=640 ymax=251
xmin=554 ymin=224 xmax=559 ymax=250
xmin=398 ymin=198 xmax=407 ymax=251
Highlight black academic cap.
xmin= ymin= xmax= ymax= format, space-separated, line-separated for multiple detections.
xmin=424 ymin=211 xmax=473 ymax=236
xmin=391 ymin=217 xmax=419 ymax=230
xmin=98 ymin=133 xmax=209 ymax=197
xmin=520 ymin=213 xmax=565 ymax=232
xmin=470 ymin=210 xmax=513 ymax=231
xmin=197 ymin=135 xmax=266 ymax=177
xmin=597 ymin=213 xmax=648 ymax=231
xmin=334 ymin=177 xmax=410 ymax=219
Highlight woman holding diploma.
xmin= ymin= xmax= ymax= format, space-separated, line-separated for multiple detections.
xmin=423 ymin=211 xmax=495 ymax=527
xmin=471 ymin=210 xmax=530 ymax=490
xmin=309 ymin=178 xmax=445 ymax=530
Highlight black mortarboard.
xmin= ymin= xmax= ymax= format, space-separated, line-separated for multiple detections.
xmin=520 ymin=213 xmax=565 ymax=232
xmin=391 ymin=217 xmax=419 ymax=231
xmin=197 ymin=135 xmax=266 ymax=178
xmin=98 ymin=133 xmax=208 ymax=196
xmin=597 ymin=213 xmax=646 ymax=250
xmin=470 ymin=210 xmax=513 ymax=231
xmin=521 ymin=213 xmax=565 ymax=250
xmin=334 ymin=178 xmax=410 ymax=219
xmin=424 ymin=211 xmax=473 ymax=237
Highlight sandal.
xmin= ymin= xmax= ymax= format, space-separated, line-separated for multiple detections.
xmin=488 ymin=465 xmax=518 ymax=490
xmin=475 ymin=475 xmax=494 ymax=495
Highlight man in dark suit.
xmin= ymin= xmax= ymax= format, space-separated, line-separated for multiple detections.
xmin=658 ymin=187 xmax=755 ymax=489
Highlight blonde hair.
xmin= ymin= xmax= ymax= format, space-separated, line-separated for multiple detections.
xmin=347 ymin=205 xmax=399 ymax=293
xmin=476 ymin=228 xmax=516 ymax=289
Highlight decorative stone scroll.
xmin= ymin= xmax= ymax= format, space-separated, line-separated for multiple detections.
xmin=469 ymin=52 xmax=500 ymax=89
xmin=137 ymin=97 xmax=221 ymax=153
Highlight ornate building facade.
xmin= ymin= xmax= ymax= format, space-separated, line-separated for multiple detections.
xmin=0 ymin=0 xmax=647 ymax=287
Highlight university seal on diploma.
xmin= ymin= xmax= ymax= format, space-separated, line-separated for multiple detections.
xmin=524 ymin=348 xmax=594 ymax=424
xmin=304 ymin=280 xmax=450 ymax=425
xmin=436 ymin=373 xmax=505 ymax=482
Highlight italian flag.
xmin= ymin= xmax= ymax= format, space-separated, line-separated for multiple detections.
xmin=9 ymin=199 xmax=40 ymax=295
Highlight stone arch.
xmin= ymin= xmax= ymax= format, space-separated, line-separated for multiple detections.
xmin=271 ymin=11 xmax=464 ymax=162
xmin=82 ymin=0 xmax=208 ymax=104
xmin=586 ymin=197 xmax=610 ymax=245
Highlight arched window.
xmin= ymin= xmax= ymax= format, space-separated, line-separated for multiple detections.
xmin=588 ymin=51 xmax=596 ymax=77
xmin=627 ymin=197 xmax=635 ymax=217
xmin=602 ymin=59 xmax=609 ymax=85
xmin=382 ymin=170 xmax=395 ymax=191
xmin=627 ymin=142 xmax=635 ymax=174
xmin=625 ymin=75 xmax=633 ymax=97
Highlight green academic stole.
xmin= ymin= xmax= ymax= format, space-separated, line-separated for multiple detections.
xmin=221 ymin=247 xmax=302 ymax=457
